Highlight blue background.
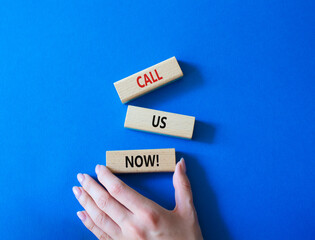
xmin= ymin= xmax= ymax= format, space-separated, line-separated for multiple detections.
xmin=0 ymin=1 xmax=314 ymax=239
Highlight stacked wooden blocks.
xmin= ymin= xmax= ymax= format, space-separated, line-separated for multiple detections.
xmin=107 ymin=57 xmax=195 ymax=173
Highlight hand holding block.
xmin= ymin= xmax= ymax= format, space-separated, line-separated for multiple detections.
xmin=106 ymin=148 xmax=176 ymax=173
xmin=125 ymin=106 xmax=195 ymax=139
xmin=114 ymin=57 xmax=183 ymax=103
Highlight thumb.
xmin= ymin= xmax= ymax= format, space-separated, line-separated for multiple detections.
xmin=173 ymin=158 xmax=194 ymax=214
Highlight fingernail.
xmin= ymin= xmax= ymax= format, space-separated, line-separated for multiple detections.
xmin=77 ymin=211 xmax=86 ymax=222
xmin=95 ymin=164 xmax=100 ymax=174
xmin=180 ymin=158 xmax=186 ymax=172
xmin=72 ymin=186 xmax=82 ymax=199
xmin=77 ymin=173 xmax=84 ymax=183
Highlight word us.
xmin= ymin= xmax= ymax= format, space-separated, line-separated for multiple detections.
xmin=124 ymin=105 xmax=195 ymax=139
xmin=106 ymin=148 xmax=176 ymax=173
xmin=114 ymin=57 xmax=183 ymax=103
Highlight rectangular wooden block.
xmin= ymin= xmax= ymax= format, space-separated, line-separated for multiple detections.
xmin=124 ymin=105 xmax=195 ymax=139
xmin=106 ymin=148 xmax=176 ymax=173
xmin=114 ymin=57 xmax=183 ymax=103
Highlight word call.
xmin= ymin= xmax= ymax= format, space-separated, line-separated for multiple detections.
xmin=136 ymin=69 xmax=163 ymax=88
xmin=114 ymin=57 xmax=183 ymax=103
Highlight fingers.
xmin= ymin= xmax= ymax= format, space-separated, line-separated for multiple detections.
xmin=173 ymin=158 xmax=194 ymax=215
xmin=77 ymin=173 xmax=131 ymax=226
xmin=72 ymin=186 xmax=121 ymax=239
xmin=95 ymin=164 xmax=159 ymax=214
xmin=77 ymin=211 xmax=112 ymax=240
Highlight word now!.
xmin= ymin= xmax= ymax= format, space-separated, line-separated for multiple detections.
xmin=106 ymin=148 xmax=176 ymax=173
xmin=126 ymin=155 xmax=159 ymax=168
xmin=114 ymin=57 xmax=183 ymax=103
xmin=137 ymin=69 xmax=163 ymax=88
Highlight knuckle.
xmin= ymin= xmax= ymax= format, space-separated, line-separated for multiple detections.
xmin=80 ymin=193 xmax=88 ymax=207
xmin=86 ymin=222 xmax=95 ymax=232
xmin=142 ymin=209 xmax=160 ymax=229
xmin=99 ymin=233 xmax=110 ymax=240
xmin=184 ymin=208 xmax=198 ymax=223
xmin=182 ymin=179 xmax=191 ymax=191
xmin=96 ymin=195 xmax=110 ymax=210
xmin=95 ymin=213 xmax=107 ymax=227
xmin=98 ymin=167 xmax=110 ymax=182
xmin=83 ymin=177 xmax=93 ymax=190
xmin=128 ymin=222 xmax=146 ymax=240
xmin=98 ymin=166 xmax=107 ymax=177
xmin=110 ymin=182 xmax=124 ymax=196
xmin=117 ymin=211 xmax=128 ymax=226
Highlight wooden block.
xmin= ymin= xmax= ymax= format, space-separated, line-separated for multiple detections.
xmin=114 ymin=57 xmax=183 ymax=103
xmin=106 ymin=148 xmax=176 ymax=173
xmin=124 ymin=105 xmax=195 ymax=139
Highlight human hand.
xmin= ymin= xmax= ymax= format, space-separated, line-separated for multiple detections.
xmin=72 ymin=158 xmax=203 ymax=240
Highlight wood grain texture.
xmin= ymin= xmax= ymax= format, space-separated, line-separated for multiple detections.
xmin=114 ymin=57 xmax=183 ymax=103
xmin=124 ymin=105 xmax=195 ymax=139
xmin=106 ymin=148 xmax=176 ymax=173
